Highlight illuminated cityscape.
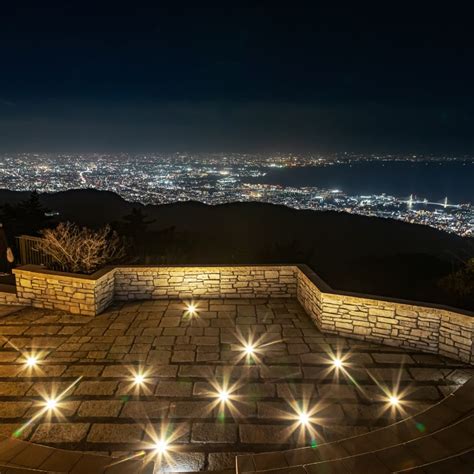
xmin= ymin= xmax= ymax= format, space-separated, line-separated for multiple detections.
xmin=0 ymin=4 xmax=473 ymax=472
xmin=0 ymin=152 xmax=472 ymax=237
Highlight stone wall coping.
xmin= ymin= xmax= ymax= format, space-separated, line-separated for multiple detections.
xmin=112 ymin=263 xmax=299 ymax=270
xmin=13 ymin=264 xmax=113 ymax=283
xmin=12 ymin=263 xmax=474 ymax=318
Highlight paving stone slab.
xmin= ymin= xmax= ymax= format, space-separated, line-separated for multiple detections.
xmin=32 ymin=423 xmax=90 ymax=443
xmin=77 ymin=400 xmax=124 ymax=418
xmin=0 ymin=300 xmax=469 ymax=472
xmin=191 ymin=422 xmax=238 ymax=443
xmin=87 ymin=423 xmax=144 ymax=443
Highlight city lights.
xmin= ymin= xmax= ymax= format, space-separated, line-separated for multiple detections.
xmin=1 ymin=153 xmax=471 ymax=237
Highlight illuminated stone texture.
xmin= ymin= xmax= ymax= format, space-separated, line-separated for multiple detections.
xmin=10 ymin=265 xmax=473 ymax=365
xmin=0 ymin=300 xmax=471 ymax=471
xmin=297 ymin=267 xmax=474 ymax=363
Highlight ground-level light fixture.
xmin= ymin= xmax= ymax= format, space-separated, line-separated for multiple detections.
xmin=45 ymin=398 xmax=58 ymax=410
xmin=218 ymin=389 xmax=230 ymax=403
xmin=332 ymin=357 xmax=343 ymax=369
xmin=389 ymin=395 xmax=400 ymax=407
xmin=153 ymin=439 xmax=169 ymax=455
xmin=25 ymin=355 xmax=38 ymax=368
xmin=298 ymin=411 xmax=311 ymax=426
xmin=134 ymin=373 xmax=146 ymax=385
xmin=244 ymin=343 xmax=255 ymax=356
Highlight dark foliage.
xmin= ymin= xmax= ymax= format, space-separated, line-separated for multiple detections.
xmin=0 ymin=189 xmax=472 ymax=310
xmin=0 ymin=191 xmax=54 ymax=238
xmin=439 ymin=258 xmax=474 ymax=308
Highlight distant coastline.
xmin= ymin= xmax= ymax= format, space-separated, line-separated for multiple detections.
xmin=254 ymin=160 xmax=474 ymax=204
xmin=0 ymin=154 xmax=472 ymax=237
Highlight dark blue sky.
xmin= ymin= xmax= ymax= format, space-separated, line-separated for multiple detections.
xmin=0 ymin=4 xmax=473 ymax=153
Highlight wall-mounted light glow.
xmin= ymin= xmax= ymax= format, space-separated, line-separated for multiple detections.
xmin=187 ymin=304 xmax=197 ymax=314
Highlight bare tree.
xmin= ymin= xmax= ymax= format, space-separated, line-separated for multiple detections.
xmin=37 ymin=222 xmax=126 ymax=273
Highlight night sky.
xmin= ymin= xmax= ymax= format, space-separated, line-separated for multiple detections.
xmin=1 ymin=4 xmax=473 ymax=153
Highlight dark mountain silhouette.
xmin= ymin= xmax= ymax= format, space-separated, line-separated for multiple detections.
xmin=0 ymin=188 xmax=472 ymax=309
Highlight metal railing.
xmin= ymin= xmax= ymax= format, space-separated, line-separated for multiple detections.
xmin=16 ymin=235 xmax=53 ymax=266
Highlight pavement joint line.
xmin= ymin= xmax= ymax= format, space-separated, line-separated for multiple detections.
xmin=0 ymin=299 xmax=471 ymax=472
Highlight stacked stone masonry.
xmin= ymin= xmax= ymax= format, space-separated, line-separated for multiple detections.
xmin=9 ymin=264 xmax=474 ymax=364
xmin=114 ymin=266 xmax=298 ymax=300
xmin=13 ymin=267 xmax=112 ymax=317
xmin=0 ymin=290 xmax=19 ymax=305
xmin=296 ymin=268 xmax=474 ymax=364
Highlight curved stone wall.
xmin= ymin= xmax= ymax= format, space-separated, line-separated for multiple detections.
xmin=297 ymin=266 xmax=474 ymax=364
xmin=10 ymin=264 xmax=474 ymax=363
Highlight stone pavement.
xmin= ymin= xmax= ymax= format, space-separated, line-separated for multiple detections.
xmin=0 ymin=300 xmax=472 ymax=472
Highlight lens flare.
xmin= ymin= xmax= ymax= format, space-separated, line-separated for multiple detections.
xmin=26 ymin=356 xmax=38 ymax=368
xmin=153 ymin=439 xmax=168 ymax=455
xmin=45 ymin=398 xmax=58 ymax=410
xmin=134 ymin=373 xmax=145 ymax=385
xmin=389 ymin=395 xmax=400 ymax=406
xmin=244 ymin=343 xmax=255 ymax=355
xmin=218 ymin=389 xmax=230 ymax=403
xmin=298 ymin=411 xmax=310 ymax=426
xmin=332 ymin=357 xmax=343 ymax=368
xmin=187 ymin=304 xmax=197 ymax=314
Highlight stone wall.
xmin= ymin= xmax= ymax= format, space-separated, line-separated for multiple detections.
xmin=296 ymin=266 xmax=474 ymax=364
xmin=12 ymin=265 xmax=299 ymax=315
xmin=13 ymin=266 xmax=112 ymax=317
xmin=114 ymin=266 xmax=298 ymax=300
xmin=96 ymin=269 xmax=115 ymax=313
xmin=9 ymin=264 xmax=474 ymax=364
xmin=0 ymin=285 xmax=19 ymax=305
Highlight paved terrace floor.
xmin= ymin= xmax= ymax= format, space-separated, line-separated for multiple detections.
xmin=0 ymin=299 xmax=472 ymax=473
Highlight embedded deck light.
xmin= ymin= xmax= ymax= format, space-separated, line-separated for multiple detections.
xmin=26 ymin=356 xmax=38 ymax=368
xmin=298 ymin=411 xmax=310 ymax=426
xmin=45 ymin=398 xmax=58 ymax=410
xmin=153 ymin=439 xmax=168 ymax=454
xmin=134 ymin=373 xmax=145 ymax=385
xmin=218 ymin=389 xmax=230 ymax=403
xmin=389 ymin=395 xmax=400 ymax=407
xmin=332 ymin=357 xmax=343 ymax=368
xmin=244 ymin=343 xmax=255 ymax=356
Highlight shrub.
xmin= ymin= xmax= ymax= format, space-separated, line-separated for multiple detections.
xmin=439 ymin=258 xmax=474 ymax=306
xmin=37 ymin=222 xmax=125 ymax=274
